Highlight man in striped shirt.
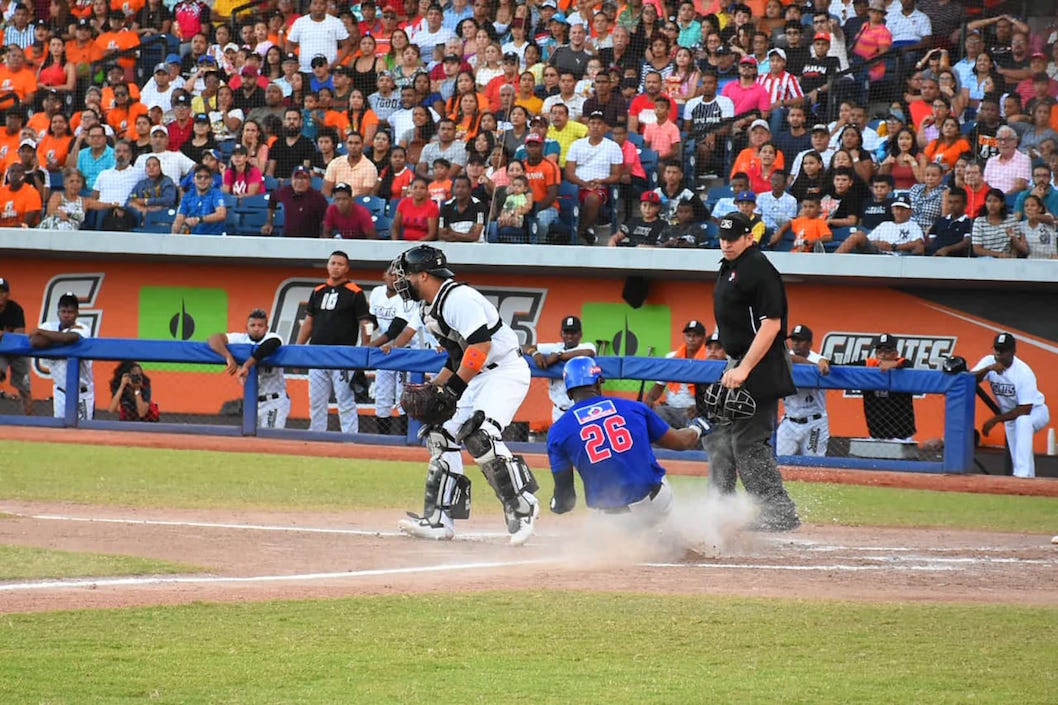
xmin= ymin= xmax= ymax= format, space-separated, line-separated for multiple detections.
xmin=757 ymin=48 xmax=804 ymax=134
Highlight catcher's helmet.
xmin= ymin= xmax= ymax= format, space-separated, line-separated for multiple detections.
xmin=398 ymin=245 xmax=454 ymax=278
xmin=697 ymin=381 xmax=756 ymax=423
xmin=563 ymin=356 xmax=603 ymax=393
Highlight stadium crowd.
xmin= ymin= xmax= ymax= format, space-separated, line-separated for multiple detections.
xmin=0 ymin=0 xmax=1055 ymax=255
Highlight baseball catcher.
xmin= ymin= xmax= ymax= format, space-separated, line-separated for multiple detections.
xmin=393 ymin=245 xmax=540 ymax=546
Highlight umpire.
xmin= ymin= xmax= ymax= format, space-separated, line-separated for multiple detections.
xmin=707 ymin=211 xmax=801 ymax=531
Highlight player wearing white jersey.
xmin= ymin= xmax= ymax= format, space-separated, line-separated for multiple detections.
xmin=367 ymin=265 xmax=426 ymax=434
xmin=776 ymin=324 xmax=830 ymax=457
xmin=392 ymin=245 xmax=540 ymax=545
xmin=29 ymin=292 xmax=93 ymax=420
xmin=973 ymin=332 xmax=1050 ymax=478
xmin=208 ymin=309 xmax=289 ymax=429
xmin=526 ymin=315 xmax=597 ymax=423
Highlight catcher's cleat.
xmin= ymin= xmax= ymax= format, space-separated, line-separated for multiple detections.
xmin=507 ymin=501 xmax=539 ymax=547
xmin=398 ymin=514 xmax=454 ymax=540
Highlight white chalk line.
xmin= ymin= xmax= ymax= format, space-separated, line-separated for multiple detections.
xmin=774 ymin=538 xmax=1051 ymax=555
xmin=0 ymin=558 xmax=555 ymax=593
xmin=645 ymin=562 xmax=967 ymax=572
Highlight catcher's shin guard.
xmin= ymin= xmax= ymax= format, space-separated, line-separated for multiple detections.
xmin=422 ymin=458 xmax=472 ymax=523
xmin=480 ymin=455 xmax=540 ymax=525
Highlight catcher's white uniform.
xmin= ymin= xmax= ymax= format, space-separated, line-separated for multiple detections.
xmin=226 ymin=331 xmax=289 ymax=429
xmin=973 ymin=354 xmax=1049 ymax=478
xmin=776 ymin=349 xmax=829 ymax=456
xmin=37 ymin=320 xmax=93 ymax=420
xmin=368 ymin=285 xmax=424 ymax=418
xmin=534 ymin=340 xmax=597 ymax=422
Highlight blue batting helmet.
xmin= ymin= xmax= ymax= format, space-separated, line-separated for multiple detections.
xmin=563 ymin=357 xmax=603 ymax=392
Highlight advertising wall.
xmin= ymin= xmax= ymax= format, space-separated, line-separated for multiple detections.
xmin=6 ymin=256 xmax=1056 ymax=450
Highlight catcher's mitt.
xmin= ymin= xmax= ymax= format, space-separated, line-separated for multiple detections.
xmin=401 ymin=383 xmax=458 ymax=425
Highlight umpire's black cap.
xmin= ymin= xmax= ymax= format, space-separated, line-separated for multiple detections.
xmin=993 ymin=332 xmax=1016 ymax=352
xmin=717 ymin=211 xmax=753 ymax=240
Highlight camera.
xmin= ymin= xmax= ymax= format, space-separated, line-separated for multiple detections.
xmin=130 ymin=373 xmax=142 ymax=383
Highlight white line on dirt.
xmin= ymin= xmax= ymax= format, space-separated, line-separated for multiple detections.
xmin=646 ymin=562 xmax=964 ymax=572
xmin=20 ymin=513 xmax=510 ymax=541
xmin=776 ymin=539 xmax=1047 ymax=554
xmin=0 ymin=558 xmax=555 ymax=592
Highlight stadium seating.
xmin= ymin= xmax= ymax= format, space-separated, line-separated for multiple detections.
xmin=356 ymin=195 xmax=387 ymax=219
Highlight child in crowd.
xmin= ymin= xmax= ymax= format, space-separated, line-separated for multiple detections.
xmin=574 ymin=58 xmax=604 ymax=100
xmin=735 ymin=190 xmax=767 ymax=244
xmin=497 ymin=175 xmax=533 ymax=229
xmin=428 ymin=158 xmax=452 ymax=203
xmin=860 ymin=174 xmax=895 ymax=232
xmin=643 ymin=96 xmax=680 ymax=160
xmin=609 ymin=191 xmax=667 ymax=247
xmin=788 ymin=196 xmax=832 ymax=253
xmin=657 ymin=198 xmax=708 ymax=248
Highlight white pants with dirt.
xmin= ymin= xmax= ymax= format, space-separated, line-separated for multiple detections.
xmin=1006 ymin=404 xmax=1050 ymax=478
xmin=258 ymin=393 xmax=290 ymax=429
xmin=776 ymin=414 xmax=830 ymax=456
xmin=308 ymin=368 xmax=358 ymax=433
xmin=374 ymin=368 xmax=405 ymax=418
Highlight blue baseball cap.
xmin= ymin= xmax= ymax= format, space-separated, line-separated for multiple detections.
xmin=166 ymin=53 xmax=182 ymax=65
xmin=734 ymin=190 xmax=757 ymax=203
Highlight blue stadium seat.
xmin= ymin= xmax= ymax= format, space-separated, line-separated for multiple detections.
xmin=704 ymin=185 xmax=733 ymax=214
xmin=136 ymin=223 xmax=171 ymax=234
xmin=49 ymin=170 xmax=62 ymax=192
xmin=239 ymin=209 xmax=269 ymax=234
xmin=219 ymin=193 xmax=238 ymax=210
xmin=310 ymin=175 xmax=324 ymax=191
xmin=144 ymin=208 xmax=176 ymax=225
xmin=627 ymin=131 xmax=644 ymax=149
xmin=388 ymin=197 xmax=402 ymax=217
xmin=547 ymin=180 xmax=581 ymax=245
xmin=218 ymin=140 xmax=235 ymax=160
xmin=701 ymin=221 xmax=720 ymax=249
xmin=224 ymin=208 xmax=240 ymax=236
xmin=639 ymin=147 xmax=659 ymax=188
xmin=236 ymin=193 xmax=269 ymax=211
xmin=262 ymin=175 xmax=280 ymax=192
xmin=373 ymin=214 xmax=392 ymax=238
xmin=824 ymin=226 xmax=856 ymax=252
xmin=356 ymin=195 xmax=386 ymax=218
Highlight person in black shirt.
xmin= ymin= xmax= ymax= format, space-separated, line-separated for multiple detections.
xmin=609 ymin=191 xmax=667 ymax=246
xmin=705 ymin=211 xmax=800 ymax=532
xmin=860 ymin=174 xmax=895 ymax=231
xmin=266 ymin=108 xmax=317 ymax=179
xmin=823 ymin=166 xmax=863 ymax=229
xmin=0 ymin=277 xmax=31 ymax=414
xmin=439 ymin=175 xmax=486 ymax=242
xmin=926 ymin=186 xmax=972 ymax=256
xmin=846 ymin=334 xmax=916 ymax=440
xmin=583 ymin=72 xmax=629 ymax=128
xmin=295 ymin=251 xmax=373 ymax=434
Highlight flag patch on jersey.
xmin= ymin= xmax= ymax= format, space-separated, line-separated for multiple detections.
xmin=573 ymin=399 xmax=618 ymax=425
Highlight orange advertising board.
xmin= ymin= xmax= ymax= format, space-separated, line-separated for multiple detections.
xmin=5 ymin=256 xmax=1055 ymax=451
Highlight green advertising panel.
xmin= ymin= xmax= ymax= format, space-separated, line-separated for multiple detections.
xmin=138 ymin=287 xmax=229 ymax=371
xmin=579 ymin=303 xmax=672 ymax=391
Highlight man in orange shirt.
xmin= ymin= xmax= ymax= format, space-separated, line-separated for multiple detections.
xmin=27 ymin=90 xmax=65 ymax=141
xmin=0 ymin=45 xmax=38 ymax=109
xmin=66 ymin=19 xmax=104 ymax=78
xmin=484 ymin=53 xmax=520 ymax=112
xmin=0 ymin=107 xmax=25 ymax=168
xmin=521 ymin=133 xmax=561 ymax=236
xmin=0 ymin=163 xmax=42 ymax=228
xmin=95 ymin=12 xmax=140 ymax=80
xmin=105 ymin=84 xmax=148 ymax=139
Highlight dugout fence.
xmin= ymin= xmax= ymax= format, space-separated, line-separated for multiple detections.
xmin=0 ymin=334 xmax=975 ymax=473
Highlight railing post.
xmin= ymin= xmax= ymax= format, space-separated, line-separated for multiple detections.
xmin=64 ymin=357 xmax=80 ymax=427
xmin=242 ymin=366 xmax=259 ymax=436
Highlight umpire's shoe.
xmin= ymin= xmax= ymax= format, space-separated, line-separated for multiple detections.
xmin=398 ymin=515 xmax=454 ymax=540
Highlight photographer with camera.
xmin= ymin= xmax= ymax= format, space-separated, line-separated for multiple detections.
xmin=107 ymin=361 xmax=160 ymax=422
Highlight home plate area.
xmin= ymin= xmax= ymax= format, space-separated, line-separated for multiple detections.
xmin=0 ymin=504 xmax=1055 ymax=612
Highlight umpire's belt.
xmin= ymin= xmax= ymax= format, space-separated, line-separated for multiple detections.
xmin=258 ymin=393 xmax=282 ymax=402
xmin=599 ymin=483 xmax=663 ymax=514
xmin=786 ymin=413 xmax=823 ymax=424
xmin=56 ymin=385 xmax=89 ymax=394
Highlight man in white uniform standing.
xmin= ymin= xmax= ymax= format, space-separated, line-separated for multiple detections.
xmin=29 ymin=292 xmax=93 ymax=420
xmin=208 ymin=309 xmax=289 ymax=429
xmin=525 ymin=315 xmax=596 ymax=423
xmin=392 ymin=245 xmax=540 ymax=545
xmin=973 ymin=332 xmax=1050 ymax=478
xmin=776 ymin=324 xmax=831 ymax=457
xmin=367 ymin=264 xmax=425 ymax=435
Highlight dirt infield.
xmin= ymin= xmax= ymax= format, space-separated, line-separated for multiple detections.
xmin=1 ymin=426 xmax=1056 ymax=614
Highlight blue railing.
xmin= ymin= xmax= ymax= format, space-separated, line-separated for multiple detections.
xmin=0 ymin=335 xmax=976 ymax=472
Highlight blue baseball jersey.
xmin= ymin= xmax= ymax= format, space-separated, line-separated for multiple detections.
xmin=547 ymin=395 xmax=670 ymax=509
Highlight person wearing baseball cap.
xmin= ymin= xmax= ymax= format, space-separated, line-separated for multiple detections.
xmin=729 ymin=115 xmax=786 ymax=185
xmin=776 ymin=324 xmax=832 ymax=457
xmin=0 ymin=276 xmax=33 ymax=415
xmin=973 ymin=332 xmax=1050 ymax=478
xmin=836 ymin=193 xmax=926 ymax=255
xmin=710 ymin=206 xmax=801 ymax=531
xmin=732 ymin=189 xmax=767 ymax=243
xmin=608 ymin=190 xmax=666 ymax=246
xmin=265 ymin=164 xmax=328 ymax=237
xmin=566 ymin=107 xmax=621 ymax=244
xmin=525 ymin=315 xmax=597 ymax=422
xmin=641 ymin=319 xmax=709 ymax=429
xmin=847 ymin=333 xmax=916 ymax=441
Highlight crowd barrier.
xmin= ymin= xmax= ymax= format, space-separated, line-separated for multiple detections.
xmin=0 ymin=334 xmax=976 ymax=474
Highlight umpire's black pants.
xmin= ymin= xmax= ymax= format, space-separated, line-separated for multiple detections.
xmin=705 ymin=398 xmax=799 ymax=525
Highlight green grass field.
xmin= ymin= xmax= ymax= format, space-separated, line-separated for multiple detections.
xmin=0 ymin=545 xmax=202 ymax=580
xmin=1 ymin=441 xmax=1056 ymax=704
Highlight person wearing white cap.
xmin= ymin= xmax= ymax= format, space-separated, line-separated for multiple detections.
xmin=133 ymin=125 xmax=196 ymax=185
xmin=756 ymin=47 xmax=804 ymax=135
xmin=835 ymin=193 xmax=925 ymax=254
xmin=525 ymin=315 xmax=597 ymax=423
xmin=973 ymin=332 xmax=1050 ymax=478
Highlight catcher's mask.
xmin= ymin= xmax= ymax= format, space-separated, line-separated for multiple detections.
xmin=563 ymin=356 xmax=603 ymax=395
xmin=697 ymin=381 xmax=757 ymax=423
xmin=391 ymin=245 xmax=454 ymax=301
xmin=942 ymin=355 xmax=967 ymax=374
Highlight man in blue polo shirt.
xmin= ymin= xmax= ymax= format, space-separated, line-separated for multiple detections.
xmin=172 ymin=164 xmax=227 ymax=235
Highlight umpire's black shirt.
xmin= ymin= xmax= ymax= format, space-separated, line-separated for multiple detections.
xmin=714 ymin=246 xmax=796 ymax=402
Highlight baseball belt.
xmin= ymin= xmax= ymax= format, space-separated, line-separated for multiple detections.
xmin=786 ymin=413 xmax=823 ymax=424
xmin=258 ymin=393 xmax=283 ymax=402
xmin=599 ymin=482 xmax=663 ymax=514
xmin=56 ymin=385 xmax=89 ymax=394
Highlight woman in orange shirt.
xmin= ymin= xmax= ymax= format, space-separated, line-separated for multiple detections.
xmin=445 ymin=71 xmax=488 ymax=122
xmin=453 ymin=92 xmax=483 ymax=142
xmin=923 ymin=117 xmax=970 ymax=172
xmin=345 ymin=89 xmax=379 ymax=143
xmin=37 ymin=113 xmax=75 ymax=172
